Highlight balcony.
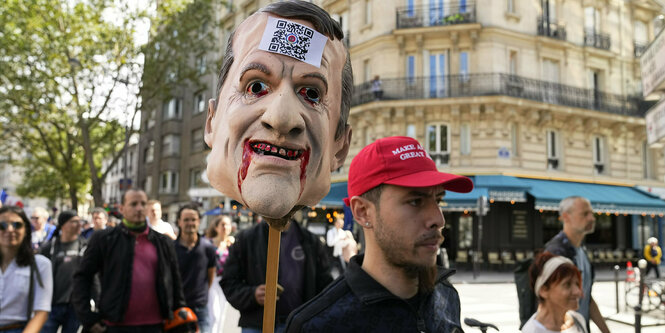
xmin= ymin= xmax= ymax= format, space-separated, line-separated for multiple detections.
xmin=584 ymin=30 xmax=611 ymax=50
xmin=536 ymin=17 xmax=566 ymax=41
xmin=396 ymin=2 xmax=476 ymax=29
xmin=351 ymin=73 xmax=651 ymax=117
xmin=634 ymin=42 xmax=647 ymax=57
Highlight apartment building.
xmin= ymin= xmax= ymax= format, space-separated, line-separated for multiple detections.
xmin=140 ymin=0 xmax=665 ymax=264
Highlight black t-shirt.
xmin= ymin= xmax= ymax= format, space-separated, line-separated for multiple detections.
xmin=277 ymin=224 xmax=305 ymax=317
xmin=41 ymin=238 xmax=84 ymax=304
xmin=174 ymin=235 xmax=217 ymax=307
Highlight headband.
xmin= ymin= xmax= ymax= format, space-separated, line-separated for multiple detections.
xmin=534 ymin=256 xmax=574 ymax=297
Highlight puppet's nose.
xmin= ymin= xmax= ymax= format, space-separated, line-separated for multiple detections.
xmin=260 ymin=91 xmax=305 ymax=137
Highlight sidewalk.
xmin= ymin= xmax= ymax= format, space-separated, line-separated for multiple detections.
xmin=449 ymin=267 xmax=639 ymax=284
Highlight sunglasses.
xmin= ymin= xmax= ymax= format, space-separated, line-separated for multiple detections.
xmin=0 ymin=221 xmax=24 ymax=231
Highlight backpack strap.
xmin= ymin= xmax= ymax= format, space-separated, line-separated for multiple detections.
xmin=570 ymin=312 xmax=588 ymax=333
xmin=26 ymin=258 xmax=44 ymax=319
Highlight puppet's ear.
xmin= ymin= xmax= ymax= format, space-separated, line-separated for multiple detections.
xmin=331 ymin=125 xmax=352 ymax=171
xmin=204 ymin=99 xmax=217 ymax=148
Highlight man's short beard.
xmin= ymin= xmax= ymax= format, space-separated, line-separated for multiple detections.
xmin=374 ymin=213 xmax=438 ymax=292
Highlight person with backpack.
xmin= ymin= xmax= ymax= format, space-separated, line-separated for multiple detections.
xmin=522 ymin=252 xmax=587 ymax=333
xmin=39 ymin=210 xmax=87 ymax=333
xmin=544 ymin=197 xmax=609 ymax=333
xmin=0 ymin=205 xmax=53 ymax=333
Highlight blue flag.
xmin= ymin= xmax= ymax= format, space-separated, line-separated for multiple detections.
xmin=0 ymin=189 xmax=7 ymax=204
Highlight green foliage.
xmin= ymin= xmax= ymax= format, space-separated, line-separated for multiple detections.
xmin=0 ymin=0 xmax=221 ymax=207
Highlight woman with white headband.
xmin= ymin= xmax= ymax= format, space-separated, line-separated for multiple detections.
xmin=522 ymin=252 xmax=587 ymax=333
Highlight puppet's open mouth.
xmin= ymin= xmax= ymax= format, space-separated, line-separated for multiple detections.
xmin=250 ymin=142 xmax=304 ymax=161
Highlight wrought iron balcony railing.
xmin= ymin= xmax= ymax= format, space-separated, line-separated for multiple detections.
xmin=351 ymin=73 xmax=652 ymax=117
xmin=396 ymin=1 xmax=476 ymax=29
xmin=584 ymin=30 xmax=611 ymax=50
xmin=634 ymin=42 xmax=648 ymax=57
xmin=537 ymin=17 xmax=567 ymax=41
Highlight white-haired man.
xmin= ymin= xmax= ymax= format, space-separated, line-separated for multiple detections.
xmin=31 ymin=207 xmax=56 ymax=250
xmin=545 ymin=196 xmax=610 ymax=333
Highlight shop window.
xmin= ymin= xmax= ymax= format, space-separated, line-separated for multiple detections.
xmin=458 ymin=214 xmax=473 ymax=249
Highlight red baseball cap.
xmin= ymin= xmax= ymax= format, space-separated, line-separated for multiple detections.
xmin=343 ymin=136 xmax=473 ymax=206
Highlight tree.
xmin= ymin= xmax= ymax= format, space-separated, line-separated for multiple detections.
xmin=0 ymin=0 xmax=221 ymax=207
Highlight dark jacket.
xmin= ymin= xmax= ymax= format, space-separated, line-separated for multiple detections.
xmin=544 ymin=231 xmax=595 ymax=282
xmin=220 ymin=221 xmax=332 ymax=329
xmin=72 ymin=223 xmax=186 ymax=329
xmin=285 ymin=255 xmax=463 ymax=333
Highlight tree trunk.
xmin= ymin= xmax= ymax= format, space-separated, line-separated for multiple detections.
xmin=69 ymin=183 xmax=78 ymax=212
xmin=79 ymin=118 xmax=104 ymax=207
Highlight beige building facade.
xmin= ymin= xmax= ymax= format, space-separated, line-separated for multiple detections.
xmin=141 ymin=0 xmax=665 ymax=261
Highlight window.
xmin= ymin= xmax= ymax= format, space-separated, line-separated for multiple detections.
xmin=160 ymin=171 xmax=179 ymax=194
xmin=162 ymin=135 xmax=180 ymax=157
xmin=363 ymin=59 xmax=371 ymax=83
xmin=460 ymin=123 xmax=471 ymax=155
xmin=543 ymin=59 xmax=559 ymax=83
xmin=407 ymin=0 xmax=415 ymax=17
xmin=592 ymin=136 xmax=606 ymax=174
xmin=510 ymin=123 xmax=519 ymax=157
xmin=546 ymin=130 xmax=560 ymax=170
xmin=144 ymin=140 xmax=155 ymax=163
xmin=460 ymin=0 xmax=467 ymax=13
xmin=426 ymin=123 xmax=450 ymax=165
xmin=190 ymin=169 xmax=203 ymax=188
xmin=406 ymin=55 xmax=415 ymax=85
xmin=147 ymin=110 xmax=155 ymax=129
xmin=584 ymin=7 xmax=600 ymax=33
xmin=509 ymin=51 xmax=517 ymax=75
xmin=143 ymin=176 xmax=152 ymax=195
xmin=429 ymin=53 xmax=446 ymax=97
xmin=364 ymin=0 xmax=372 ymax=25
xmin=196 ymin=55 xmax=206 ymax=75
xmin=429 ymin=0 xmax=444 ymax=25
xmin=406 ymin=124 xmax=416 ymax=138
xmin=507 ymin=0 xmax=515 ymax=13
xmin=459 ymin=52 xmax=469 ymax=81
xmin=643 ymin=141 xmax=656 ymax=180
xmin=162 ymin=98 xmax=182 ymax=120
xmin=191 ymin=128 xmax=204 ymax=152
xmin=458 ymin=214 xmax=473 ymax=249
xmin=634 ymin=21 xmax=648 ymax=45
xmin=194 ymin=93 xmax=206 ymax=114
xmin=544 ymin=0 xmax=556 ymax=22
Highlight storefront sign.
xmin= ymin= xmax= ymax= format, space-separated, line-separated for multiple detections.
xmin=646 ymin=99 xmax=665 ymax=145
xmin=512 ymin=210 xmax=528 ymax=240
xmin=641 ymin=29 xmax=665 ymax=98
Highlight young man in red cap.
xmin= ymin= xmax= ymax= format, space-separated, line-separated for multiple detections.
xmin=285 ymin=136 xmax=473 ymax=332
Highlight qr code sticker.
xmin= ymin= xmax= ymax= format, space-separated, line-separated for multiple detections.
xmin=267 ymin=20 xmax=313 ymax=62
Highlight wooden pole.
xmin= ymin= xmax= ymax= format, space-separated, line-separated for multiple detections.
xmin=262 ymin=225 xmax=281 ymax=333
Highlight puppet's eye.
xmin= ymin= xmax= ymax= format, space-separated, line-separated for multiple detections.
xmin=246 ymin=81 xmax=269 ymax=97
xmin=298 ymin=87 xmax=320 ymax=105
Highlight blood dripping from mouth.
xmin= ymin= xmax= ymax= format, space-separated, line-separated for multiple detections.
xmin=237 ymin=141 xmax=311 ymax=201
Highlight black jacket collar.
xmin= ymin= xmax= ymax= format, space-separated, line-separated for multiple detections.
xmin=344 ymin=254 xmax=456 ymax=304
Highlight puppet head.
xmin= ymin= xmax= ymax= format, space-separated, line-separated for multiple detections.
xmin=205 ymin=1 xmax=352 ymax=229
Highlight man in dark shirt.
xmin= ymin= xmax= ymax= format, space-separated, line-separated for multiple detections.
xmin=286 ymin=136 xmax=473 ymax=332
xmin=173 ymin=203 xmax=216 ymax=333
xmin=221 ymin=219 xmax=332 ymax=333
xmin=40 ymin=210 xmax=85 ymax=333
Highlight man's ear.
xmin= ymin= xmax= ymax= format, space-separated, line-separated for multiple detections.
xmin=331 ymin=125 xmax=352 ymax=171
xmin=350 ymin=195 xmax=373 ymax=228
xmin=204 ymin=99 xmax=217 ymax=148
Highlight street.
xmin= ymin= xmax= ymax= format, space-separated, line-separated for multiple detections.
xmin=220 ymin=280 xmax=665 ymax=332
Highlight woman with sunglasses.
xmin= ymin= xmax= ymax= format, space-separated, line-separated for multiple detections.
xmin=522 ymin=252 xmax=587 ymax=333
xmin=0 ymin=205 xmax=53 ymax=333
